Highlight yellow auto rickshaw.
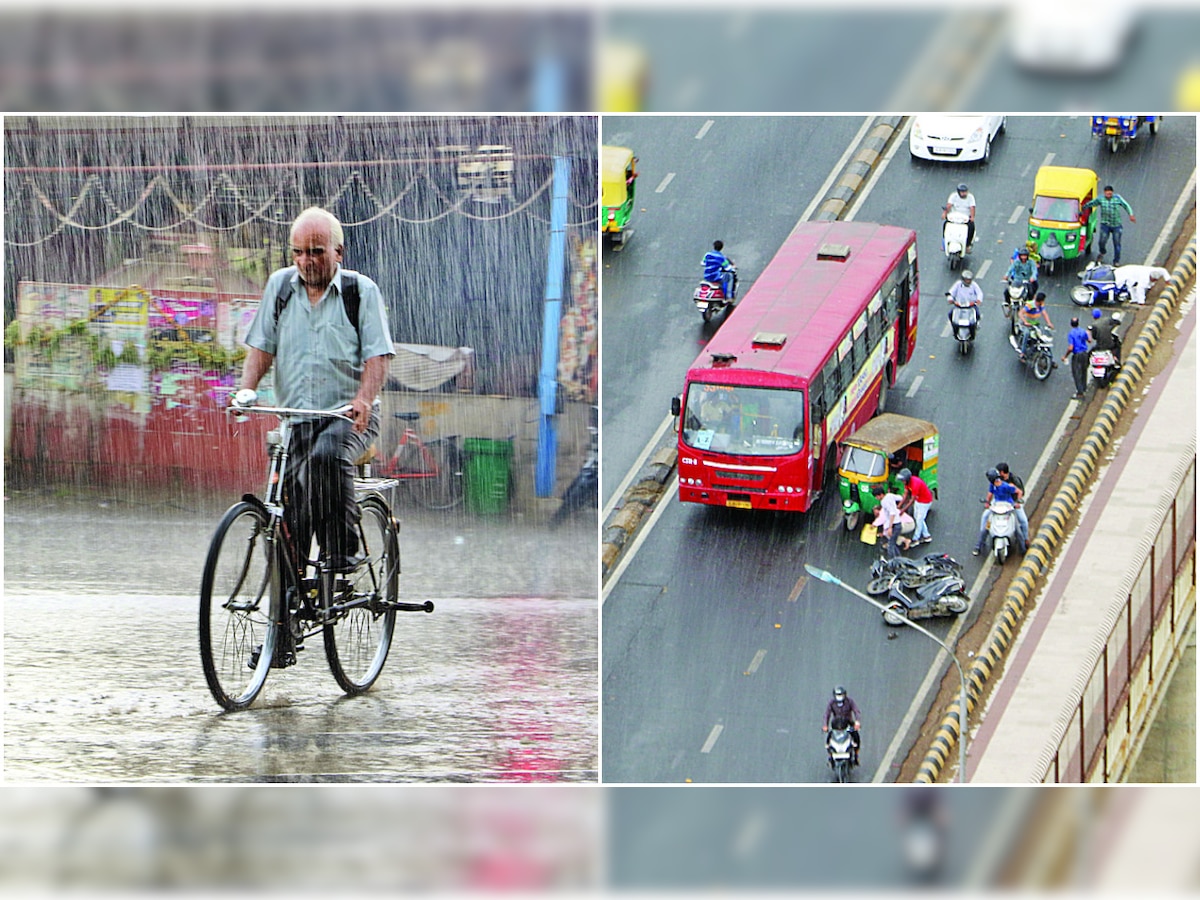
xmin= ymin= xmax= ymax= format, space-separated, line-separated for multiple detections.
xmin=601 ymin=144 xmax=638 ymax=246
xmin=597 ymin=40 xmax=649 ymax=112
xmin=1027 ymin=165 xmax=1099 ymax=275
xmin=837 ymin=414 xmax=939 ymax=533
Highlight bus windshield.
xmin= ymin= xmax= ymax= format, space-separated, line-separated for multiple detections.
xmin=681 ymin=383 xmax=805 ymax=457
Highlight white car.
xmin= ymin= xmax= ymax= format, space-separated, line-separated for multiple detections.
xmin=1009 ymin=3 xmax=1137 ymax=74
xmin=909 ymin=115 xmax=1006 ymax=164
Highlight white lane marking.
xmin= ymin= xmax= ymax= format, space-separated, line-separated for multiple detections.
xmin=1146 ymin=167 xmax=1196 ymax=266
xmin=941 ymin=320 xmax=952 ymax=338
xmin=700 ymin=723 xmax=724 ymax=754
xmin=603 ymin=413 xmax=675 ymax=519
xmin=787 ymin=574 xmax=808 ymax=602
xmin=602 ymin=475 xmax=678 ymax=604
xmin=747 ymin=649 xmax=767 ymax=674
xmin=1008 ymin=205 xmax=1025 ymax=225
xmin=795 ymin=116 xmax=876 ymax=228
xmin=695 ymin=120 xmax=714 ymax=140
xmin=872 ymin=398 xmax=1080 ymax=782
xmin=655 ymin=173 xmax=676 ymax=193
xmin=975 ymin=259 xmax=992 ymax=280
xmin=1041 ymin=151 xmax=1056 ymax=168
xmin=906 ymin=375 xmax=924 ymax=398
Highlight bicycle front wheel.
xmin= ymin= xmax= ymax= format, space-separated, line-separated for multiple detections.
xmin=324 ymin=494 xmax=398 ymax=693
xmin=414 ymin=439 xmax=464 ymax=510
xmin=199 ymin=501 xmax=277 ymax=711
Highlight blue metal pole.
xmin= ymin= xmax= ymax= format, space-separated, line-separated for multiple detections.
xmin=536 ymin=154 xmax=570 ymax=496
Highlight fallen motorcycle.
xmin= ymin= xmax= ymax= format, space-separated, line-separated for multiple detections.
xmin=881 ymin=576 xmax=970 ymax=625
xmin=1071 ymin=261 xmax=1130 ymax=308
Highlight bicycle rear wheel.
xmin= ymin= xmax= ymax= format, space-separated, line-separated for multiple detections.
xmin=414 ymin=439 xmax=464 ymax=510
xmin=324 ymin=494 xmax=398 ymax=693
xmin=199 ymin=501 xmax=277 ymax=710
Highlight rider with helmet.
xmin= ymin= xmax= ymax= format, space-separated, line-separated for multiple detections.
xmin=823 ymin=686 xmax=862 ymax=766
xmin=1089 ymin=308 xmax=1123 ymax=363
xmin=1005 ymin=246 xmax=1040 ymax=304
xmin=943 ymin=183 xmax=976 ymax=251
xmin=947 ymin=269 xmax=983 ymax=340
xmin=702 ymin=240 xmax=736 ymax=302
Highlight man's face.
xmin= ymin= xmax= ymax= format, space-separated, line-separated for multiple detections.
xmin=291 ymin=220 xmax=342 ymax=288
xmin=1104 ymin=189 xmax=1114 ymax=199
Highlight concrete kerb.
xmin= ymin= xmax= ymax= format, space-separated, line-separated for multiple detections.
xmin=914 ymin=237 xmax=1199 ymax=783
xmin=601 ymin=117 xmax=909 ymax=585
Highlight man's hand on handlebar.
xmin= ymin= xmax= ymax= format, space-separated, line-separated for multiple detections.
xmin=349 ymin=397 xmax=372 ymax=433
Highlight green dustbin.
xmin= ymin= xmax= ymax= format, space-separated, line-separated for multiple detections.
xmin=463 ymin=437 xmax=513 ymax=514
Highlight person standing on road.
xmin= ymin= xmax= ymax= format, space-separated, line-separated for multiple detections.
xmin=897 ymin=468 xmax=934 ymax=546
xmin=1062 ymin=315 xmax=1091 ymax=399
xmin=236 ymin=207 xmax=395 ymax=573
xmin=1083 ymin=184 xmax=1136 ymax=265
xmin=872 ymin=483 xmax=905 ymax=559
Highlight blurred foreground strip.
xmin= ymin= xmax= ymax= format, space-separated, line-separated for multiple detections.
xmin=0 ymin=786 xmax=600 ymax=891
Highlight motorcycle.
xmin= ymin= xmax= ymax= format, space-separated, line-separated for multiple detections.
xmin=946 ymin=291 xmax=979 ymax=355
xmin=1071 ymin=261 xmax=1131 ymax=307
xmin=902 ymin=806 xmax=947 ymax=884
xmin=1001 ymin=278 xmax=1030 ymax=324
xmin=1090 ymin=347 xmax=1120 ymax=388
xmin=881 ymin=576 xmax=969 ymax=625
xmin=825 ymin=716 xmax=856 ymax=783
xmin=985 ymin=498 xmax=1020 ymax=564
xmin=1009 ymin=322 xmax=1055 ymax=381
xmin=867 ymin=553 xmax=962 ymax=595
xmin=942 ymin=210 xmax=971 ymax=271
xmin=693 ymin=262 xmax=738 ymax=322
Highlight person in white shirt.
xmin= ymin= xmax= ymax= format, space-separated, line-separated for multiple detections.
xmin=943 ymin=183 xmax=976 ymax=250
xmin=1113 ymin=264 xmax=1170 ymax=305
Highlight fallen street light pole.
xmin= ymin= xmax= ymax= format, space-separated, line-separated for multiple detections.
xmin=804 ymin=563 xmax=969 ymax=784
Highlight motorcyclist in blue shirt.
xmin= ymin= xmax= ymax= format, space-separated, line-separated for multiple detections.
xmin=1005 ymin=247 xmax=1039 ymax=301
xmin=702 ymin=239 xmax=736 ymax=300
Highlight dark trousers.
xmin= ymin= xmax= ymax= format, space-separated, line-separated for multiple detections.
xmin=1098 ymin=223 xmax=1124 ymax=263
xmin=1069 ymin=351 xmax=1089 ymax=393
xmin=283 ymin=411 xmax=379 ymax=569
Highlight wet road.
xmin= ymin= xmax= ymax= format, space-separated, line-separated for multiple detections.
xmin=4 ymin=489 xmax=597 ymax=782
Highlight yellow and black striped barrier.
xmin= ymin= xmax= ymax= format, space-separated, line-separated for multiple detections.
xmin=915 ymin=236 xmax=1198 ymax=783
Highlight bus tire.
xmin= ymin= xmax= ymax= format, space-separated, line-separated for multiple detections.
xmin=877 ymin=379 xmax=888 ymax=414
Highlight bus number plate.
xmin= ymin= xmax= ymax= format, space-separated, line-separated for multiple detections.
xmin=726 ymin=498 xmax=753 ymax=509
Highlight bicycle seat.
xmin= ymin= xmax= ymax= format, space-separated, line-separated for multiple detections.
xmin=353 ymin=445 xmax=377 ymax=466
xmin=394 ymin=412 xmax=420 ymax=421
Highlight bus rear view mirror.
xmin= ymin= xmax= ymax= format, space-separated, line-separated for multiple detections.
xmin=670 ymin=396 xmax=681 ymax=417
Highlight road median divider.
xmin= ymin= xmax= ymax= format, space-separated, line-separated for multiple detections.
xmin=915 ymin=235 xmax=1198 ymax=783
xmin=602 ymin=445 xmax=676 ymax=582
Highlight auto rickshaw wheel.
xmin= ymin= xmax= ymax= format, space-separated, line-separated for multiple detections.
xmin=1109 ymin=136 xmax=1119 ymax=153
xmin=1150 ymin=119 xmax=1160 ymax=135
xmin=844 ymin=510 xmax=860 ymax=532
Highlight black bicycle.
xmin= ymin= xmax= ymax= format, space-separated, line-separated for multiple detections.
xmin=199 ymin=403 xmax=433 ymax=711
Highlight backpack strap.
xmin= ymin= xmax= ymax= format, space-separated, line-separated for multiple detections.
xmin=273 ymin=270 xmax=361 ymax=342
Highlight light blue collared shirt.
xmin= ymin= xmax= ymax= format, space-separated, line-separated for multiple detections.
xmin=245 ymin=264 xmax=394 ymax=412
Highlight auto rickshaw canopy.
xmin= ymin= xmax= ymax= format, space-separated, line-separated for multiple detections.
xmin=839 ymin=413 xmax=938 ymax=456
xmin=1033 ymin=165 xmax=1098 ymax=208
xmin=602 ymin=145 xmax=636 ymax=208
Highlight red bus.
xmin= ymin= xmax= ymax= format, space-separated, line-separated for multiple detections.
xmin=671 ymin=221 xmax=919 ymax=512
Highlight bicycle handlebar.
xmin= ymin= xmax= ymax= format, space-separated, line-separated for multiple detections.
xmin=228 ymin=404 xmax=354 ymax=420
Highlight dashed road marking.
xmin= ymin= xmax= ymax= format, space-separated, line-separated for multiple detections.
xmin=1008 ymin=205 xmax=1025 ymax=224
xmin=655 ymin=172 xmax=676 ymax=193
xmin=906 ymin=375 xmax=924 ymax=398
xmin=747 ymin=650 xmax=767 ymax=674
xmin=787 ymin=575 xmax=808 ymax=602
xmin=695 ymin=120 xmax=714 ymax=140
xmin=700 ymin=723 xmax=724 ymax=754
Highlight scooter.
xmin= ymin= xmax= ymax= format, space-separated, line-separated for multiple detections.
xmin=1071 ymin=261 xmax=1131 ymax=307
xmin=1002 ymin=278 xmax=1030 ymax=323
xmin=946 ymin=292 xmax=979 ymax=355
xmin=825 ymin=717 xmax=856 ymax=783
xmin=881 ymin=576 xmax=969 ymax=625
xmin=1090 ymin=348 xmax=1120 ymax=388
xmin=985 ymin=499 xmax=1020 ymax=564
xmin=868 ymin=554 xmax=962 ymax=595
xmin=942 ymin=210 xmax=971 ymax=271
xmin=1009 ymin=322 xmax=1055 ymax=381
xmin=693 ymin=262 xmax=737 ymax=322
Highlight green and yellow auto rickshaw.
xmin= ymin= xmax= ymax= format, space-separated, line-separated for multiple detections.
xmin=837 ymin=413 xmax=939 ymax=532
xmin=1027 ymin=165 xmax=1099 ymax=275
xmin=602 ymin=145 xmax=638 ymax=246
